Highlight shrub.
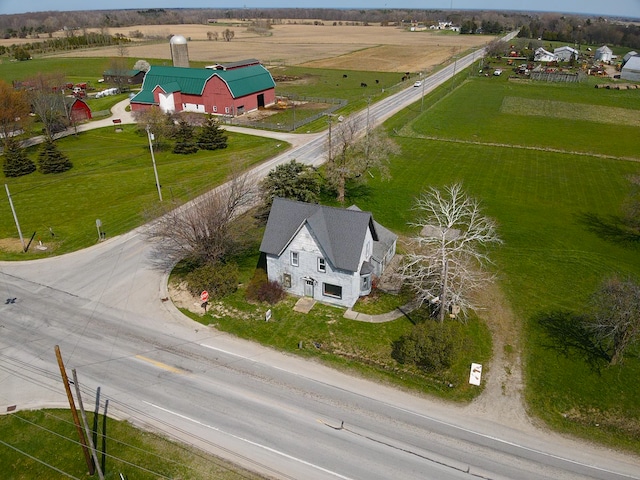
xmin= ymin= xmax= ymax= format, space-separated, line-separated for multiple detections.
xmin=392 ymin=321 xmax=461 ymax=372
xmin=185 ymin=261 xmax=239 ymax=299
xmin=246 ymin=269 xmax=286 ymax=304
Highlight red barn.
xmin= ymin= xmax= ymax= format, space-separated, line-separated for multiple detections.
xmin=65 ymin=97 xmax=92 ymax=123
xmin=130 ymin=60 xmax=276 ymax=116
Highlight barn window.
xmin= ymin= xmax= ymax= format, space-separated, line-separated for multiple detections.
xmin=225 ymin=107 xmax=230 ymax=114
xmin=213 ymin=106 xmax=217 ymax=112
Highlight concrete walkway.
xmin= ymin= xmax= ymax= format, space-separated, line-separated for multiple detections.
xmin=343 ymin=300 xmax=419 ymax=323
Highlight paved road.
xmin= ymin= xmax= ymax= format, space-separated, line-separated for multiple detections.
xmin=2 ymin=35 xmax=639 ymax=479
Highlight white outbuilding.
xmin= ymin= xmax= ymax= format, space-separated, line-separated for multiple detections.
xmin=594 ymin=45 xmax=613 ymax=63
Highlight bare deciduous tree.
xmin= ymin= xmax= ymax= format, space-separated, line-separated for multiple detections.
xmin=133 ymin=107 xmax=174 ymax=150
xmin=206 ymin=31 xmax=219 ymax=41
xmin=402 ymin=183 xmax=502 ymax=321
xmin=148 ymin=172 xmax=255 ymax=265
xmin=325 ymin=117 xmax=399 ymax=203
xmin=222 ymin=28 xmax=235 ymax=42
xmin=27 ymin=72 xmax=68 ymax=141
xmin=586 ymin=276 xmax=640 ymax=365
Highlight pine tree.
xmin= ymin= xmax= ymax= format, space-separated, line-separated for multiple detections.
xmin=38 ymin=138 xmax=72 ymax=174
xmin=2 ymin=137 xmax=36 ymax=177
xmin=173 ymin=120 xmax=198 ymax=154
xmin=197 ymin=115 xmax=228 ymax=150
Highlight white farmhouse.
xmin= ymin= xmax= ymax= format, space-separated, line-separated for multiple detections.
xmin=259 ymin=198 xmax=397 ymax=308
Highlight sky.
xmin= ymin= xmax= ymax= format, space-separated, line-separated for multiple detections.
xmin=0 ymin=0 xmax=638 ymax=18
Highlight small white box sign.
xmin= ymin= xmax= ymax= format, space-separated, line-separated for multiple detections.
xmin=469 ymin=363 xmax=482 ymax=386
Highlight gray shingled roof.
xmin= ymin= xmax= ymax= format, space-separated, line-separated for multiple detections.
xmin=260 ymin=198 xmax=378 ymax=272
xmin=347 ymin=205 xmax=397 ymax=263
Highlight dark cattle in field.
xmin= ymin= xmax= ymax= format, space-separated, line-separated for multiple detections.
xmin=343 ymin=74 xmax=348 ymax=78
xmin=375 ymin=79 xmax=379 ymax=84
xmin=402 ymin=76 xmax=407 ymax=81
xmin=361 ymin=82 xmax=367 ymax=87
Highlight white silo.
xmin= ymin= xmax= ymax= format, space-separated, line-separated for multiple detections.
xmin=170 ymin=35 xmax=189 ymax=68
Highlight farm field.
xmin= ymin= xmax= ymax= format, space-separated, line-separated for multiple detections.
xmin=17 ymin=22 xmax=491 ymax=73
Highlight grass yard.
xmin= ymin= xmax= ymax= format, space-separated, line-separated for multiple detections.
xmin=0 ymin=409 xmax=265 ymax=480
xmin=181 ymin=283 xmax=492 ymax=403
xmin=0 ymin=125 xmax=284 ymax=258
xmin=347 ymin=75 xmax=640 ymax=452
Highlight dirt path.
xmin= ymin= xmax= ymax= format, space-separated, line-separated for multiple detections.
xmin=463 ymin=281 xmax=534 ymax=430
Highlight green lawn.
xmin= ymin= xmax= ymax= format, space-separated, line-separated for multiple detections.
xmin=0 ymin=126 xmax=284 ymax=258
xmin=351 ymin=75 xmax=640 ymax=452
xmin=0 ymin=409 xmax=265 ymax=480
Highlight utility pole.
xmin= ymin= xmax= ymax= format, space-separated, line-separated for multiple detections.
xmin=5 ymin=184 xmax=26 ymax=252
xmin=72 ymin=369 xmax=105 ymax=480
xmin=54 ymin=346 xmax=94 ymax=475
xmin=146 ymin=126 xmax=163 ymax=202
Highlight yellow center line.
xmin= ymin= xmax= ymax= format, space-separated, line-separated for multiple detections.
xmin=135 ymin=355 xmax=186 ymax=374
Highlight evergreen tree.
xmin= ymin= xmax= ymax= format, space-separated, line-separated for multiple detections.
xmin=2 ymin=137 xmax=36 ymax=177
xmin=197 ymin=115 xmax=228 ymax=150
xmin=173 ymin=120 xmax=198 ymax=154
xmin=38 ymin=138 xmax=72 ymax=174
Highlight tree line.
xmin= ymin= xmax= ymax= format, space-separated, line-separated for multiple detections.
xmin=1 ymin=8 xmax=638 ymax=50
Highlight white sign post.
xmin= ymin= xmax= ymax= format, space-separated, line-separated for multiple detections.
xmin=469 ymin=363 xmax=482 ymax=386
xmin=265 ymin=309 xmax=272 ymax=322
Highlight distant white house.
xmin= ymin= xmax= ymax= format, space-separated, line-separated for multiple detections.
xmin=553 ymin=46 xmax=579 ymax=62
xmin=430 ymin=21 xmax=459 ymax=31
xmin=259 ymin=198 xmax=397 ymax=309
xmin=621 ymin=56 xmax=640 ymax=82
xmin=534 ymin=47 xmax=558 ymax=62
xmin=594 ymin=45 xmax=613 ymax=63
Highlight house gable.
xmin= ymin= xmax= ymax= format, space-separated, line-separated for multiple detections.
xmin=260 ymin=198 xmax=395 ymax=308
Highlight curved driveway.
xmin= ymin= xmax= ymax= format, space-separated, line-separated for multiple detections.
xmin=1 ymin=36 xmax=639 ymax=480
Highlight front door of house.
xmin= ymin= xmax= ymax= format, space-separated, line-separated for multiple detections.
xmin=304 ymin=279 xmax=314 ymax=297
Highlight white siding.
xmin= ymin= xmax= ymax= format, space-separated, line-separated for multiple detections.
xmin=265 ymin=223 xmax=367 ymax=308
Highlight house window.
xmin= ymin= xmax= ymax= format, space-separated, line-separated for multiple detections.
xmin=323 ymin=283 xmax=342 ymax=299
xmin=318 ymin=257 xmax=326 ymax=273
xmin=362 ymin=275 xmax=370 ymax=291
xmin=283 ymin=273 xmax=291 ymax=288
xmin=290 ymin=251 xmax=299 ymax=267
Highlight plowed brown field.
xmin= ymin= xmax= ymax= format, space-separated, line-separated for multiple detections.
xmin=24 ymin=22 xmax=492 ymax=72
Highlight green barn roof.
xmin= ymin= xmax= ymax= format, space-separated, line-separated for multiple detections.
xmin=131 ymin=64 xmax=275 ymax=105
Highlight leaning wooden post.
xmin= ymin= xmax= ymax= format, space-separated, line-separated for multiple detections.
xmin=54 ymin=345 xmax=94 ymax=475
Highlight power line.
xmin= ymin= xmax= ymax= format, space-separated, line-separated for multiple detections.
xmin=0 ymin=439 xmax=81 ymax=480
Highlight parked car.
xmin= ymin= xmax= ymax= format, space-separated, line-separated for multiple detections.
xmin=493 ymin=69 xmax=503 ymax=76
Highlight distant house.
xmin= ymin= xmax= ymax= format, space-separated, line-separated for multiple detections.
xmin=259 ymin=198 xmax=397 ymax=309
xmin=102 ymin=69 xmax=146 ymax=85
xmin=129 ymin=60 xmax=276 ymax=116
xmin=553 ymin=46 xmax=579 ymax=62
xmin=64 ymin=97 xmax=91 ymax=123
xmin=534 ymin=47 xmax=558 ymax=62
xmin=594 ymin=45 xmax=613 ymax=63
xmin=621 ymin=56 xmax=640 ymax=82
